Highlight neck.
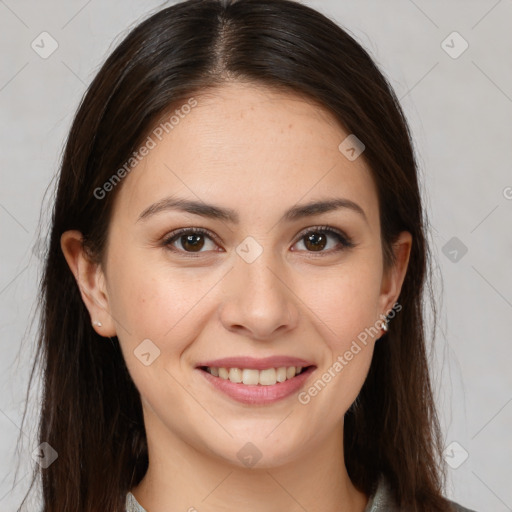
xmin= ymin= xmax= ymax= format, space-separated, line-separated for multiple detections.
xmin=131 ymin=409 xmax=368 ymax=512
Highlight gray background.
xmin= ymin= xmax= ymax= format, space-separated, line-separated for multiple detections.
xmin=1 ymin=0 xmax=511 ymax=510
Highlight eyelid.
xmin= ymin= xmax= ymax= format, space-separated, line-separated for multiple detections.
xmin=165 ymin=226 xmax=221 ymax=244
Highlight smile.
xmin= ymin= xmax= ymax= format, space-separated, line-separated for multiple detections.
xmin=197 ymin=364 xmax=316 ymax=405
xmin=201 ymin=366 xmax=307 ymax=385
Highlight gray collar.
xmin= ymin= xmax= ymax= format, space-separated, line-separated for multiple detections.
xmin=363 ymin=474 xmax=399 ymax=511
xmin=126 ymin=489 xmax=146 ymax=512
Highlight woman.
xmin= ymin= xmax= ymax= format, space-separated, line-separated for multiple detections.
xmin=20 ymin=0 xmax=477 ymax=510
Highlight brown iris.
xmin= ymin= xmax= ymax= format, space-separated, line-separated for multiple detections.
xmin=180 ymin=233 xmax=205 ymax=252
xmin=303 ymin=232 xmax=327 ymax=252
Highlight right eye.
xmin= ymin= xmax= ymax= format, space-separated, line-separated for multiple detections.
xmin=162 ymin=227 xmax=220 ymax=255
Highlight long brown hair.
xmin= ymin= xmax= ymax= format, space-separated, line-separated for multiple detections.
xmin=18 ymin=0 xmax=448 ymax=510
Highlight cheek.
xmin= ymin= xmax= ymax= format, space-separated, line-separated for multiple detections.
xmin=293 ymin=273 xmax=380 ymax=426
xmin=107 ymin=254 xmax=215 ymax=350
xmin=108 ymin=264 xmax=215 ymax=406
xmin=295 ymin=259 xmax=383 ymax=346
xmin=292 ymin=258 xmax=383 ymax=405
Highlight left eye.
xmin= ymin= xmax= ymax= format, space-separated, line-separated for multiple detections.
xmin=293 ymin=227 xmax=353 ymax=253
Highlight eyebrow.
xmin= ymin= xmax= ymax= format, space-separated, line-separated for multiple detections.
xmin=137 ymin=197 xmax=368 ymax=225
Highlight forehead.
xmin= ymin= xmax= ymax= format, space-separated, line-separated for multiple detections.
xmin=111 ymin=81 xmax=379 ymax=228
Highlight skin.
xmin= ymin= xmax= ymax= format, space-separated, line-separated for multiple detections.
xmin=61 ymin=81 xmax=411 ymax=512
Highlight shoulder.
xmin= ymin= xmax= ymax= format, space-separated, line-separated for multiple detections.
xmin=364 ymin=475 xmax=478 ymax=512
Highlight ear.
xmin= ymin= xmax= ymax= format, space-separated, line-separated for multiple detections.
xmin=60 ymin=230 xmax=117 ymax=337
xmin=378 ymin=231 xmax=412 ymax=316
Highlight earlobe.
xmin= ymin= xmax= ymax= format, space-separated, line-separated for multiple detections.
xmin=379 ymin=231 xmax=412 ymax=316
xmin=60 ymin=230 xmax=117 ymax=337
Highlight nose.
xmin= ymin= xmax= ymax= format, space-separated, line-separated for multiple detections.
xmin=218 ymin=252 xmax=300 ymax=340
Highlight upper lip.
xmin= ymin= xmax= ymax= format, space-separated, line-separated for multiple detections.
xmin=196 ymin=356 xmax=315 ymax=370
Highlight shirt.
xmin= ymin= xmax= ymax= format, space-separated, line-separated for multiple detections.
xmin=125 ymin=474 xmax=477 ymax=511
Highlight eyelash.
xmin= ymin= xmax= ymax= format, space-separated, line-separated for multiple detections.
xmin=161 ymin=225 xmax=355 ymax=258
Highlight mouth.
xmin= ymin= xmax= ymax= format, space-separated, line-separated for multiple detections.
xmin=198 ymin=365 xmax=314 ymax=386
xmin=196 ymin=361 xmax=316 ymax=405
xmin=195 ymin=356 xmax=316 ymax=404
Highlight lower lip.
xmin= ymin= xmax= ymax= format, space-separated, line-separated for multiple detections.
xmin=198 ymin=367 xmax=315 ymax=405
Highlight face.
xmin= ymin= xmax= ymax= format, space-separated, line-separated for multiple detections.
xmin=63 ymin=81 xmax=411 ymax=469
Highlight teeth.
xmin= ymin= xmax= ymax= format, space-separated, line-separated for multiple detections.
xmin=228 ymin=368 xmax=243 ymax=383
xmin=207 ymin=366 xmax=305 ymax=385
xmin=242 ymin=369 xmax=259 ymax=385
xmin=276 ymin=367 xmax=287 ymax=383
xmin=259 ymin=368 xmax=276 ymax=385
